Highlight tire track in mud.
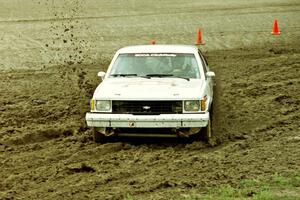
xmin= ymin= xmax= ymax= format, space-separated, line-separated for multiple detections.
xmin=205 ymin=44 xmax=300 ymax=144
xmin=1 ymin=42 xmax=300 ymax=199
xmin=0 ymin=44 xmax=299 ymax=145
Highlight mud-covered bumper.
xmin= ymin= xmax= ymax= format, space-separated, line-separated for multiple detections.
xmin=85 ymin=113 xmax=209 ymax=128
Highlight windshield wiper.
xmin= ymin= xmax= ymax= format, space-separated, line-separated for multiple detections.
xmin=145 ymin=74 xmax=190 ymax=81
xmin=110 ymin=73 xmax=138 ymax=77
xmin=110 ymin=73 xmax=150 ymax=79
xmin=146 ymin=74 xmax=173 ymax=77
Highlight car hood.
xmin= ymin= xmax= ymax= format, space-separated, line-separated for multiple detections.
xmin=93 ymin=78 xmax=204 ymax=100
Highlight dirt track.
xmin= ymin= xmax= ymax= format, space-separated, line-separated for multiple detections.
xmin=1 ymin=0 xmax=300 ymax=199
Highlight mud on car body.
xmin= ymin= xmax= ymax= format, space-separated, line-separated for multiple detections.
xmin=86 ymin=45 xmax=215 ymax=142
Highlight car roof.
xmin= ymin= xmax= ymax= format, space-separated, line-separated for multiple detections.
xmin=117 ymin=45 xmax=199 ymax=54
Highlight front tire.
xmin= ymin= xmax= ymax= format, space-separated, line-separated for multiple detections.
xmin=201 ymin=103 xmax=214 ymax=141
xmin=93 ymin=128 xmax=106 ymax=143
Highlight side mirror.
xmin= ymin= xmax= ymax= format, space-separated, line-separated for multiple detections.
xmin=206 ymin=71 xmax=215 ymax=78
xmin=97 ymin=71 xmax=106 ymax=80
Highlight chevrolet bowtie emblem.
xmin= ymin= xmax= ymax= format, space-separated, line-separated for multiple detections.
xmin=142 ymin=106 xmax=151 ymax=110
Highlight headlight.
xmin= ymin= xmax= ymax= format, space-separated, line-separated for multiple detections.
xmin=184 ymin=100 xmax=200 ymax=112
xmin=95 ymin=100 xmax=111 ymax=112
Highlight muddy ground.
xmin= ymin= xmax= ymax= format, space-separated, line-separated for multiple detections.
xmin=1 ymin=0 xmax=300 ymax=200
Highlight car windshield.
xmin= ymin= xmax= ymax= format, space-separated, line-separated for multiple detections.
xmin=109 ymin=53 xmax=201 ymax=79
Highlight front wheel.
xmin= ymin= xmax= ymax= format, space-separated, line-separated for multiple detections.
xmin=201 ymin=103 xmax=214 ymax=141
xmin=93 ymin=128 xmax=106 ymax=143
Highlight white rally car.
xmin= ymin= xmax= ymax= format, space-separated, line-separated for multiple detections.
xmin=86 ymin=45 xmax=215 ymax=142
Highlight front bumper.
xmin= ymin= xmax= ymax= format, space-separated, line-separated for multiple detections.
xmin=85 ymin=113 xmax=209 ymax=128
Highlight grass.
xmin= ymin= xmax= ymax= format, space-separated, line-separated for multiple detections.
xmin=125 ymin=194 xmax=134 ymax=200
xmin=124 ymin=172 xmax=300 ymax=200
xmin=181 ymin=172 xmax=300 ymax=200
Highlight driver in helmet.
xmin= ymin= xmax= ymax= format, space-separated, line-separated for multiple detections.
xmin=171 ymin=56 xmax=189 ymax=77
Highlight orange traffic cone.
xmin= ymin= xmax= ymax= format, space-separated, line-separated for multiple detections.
xmin=150 ymin=40 xmax=156 ymax=45
xmin=196 ymin=29 xmax=205 ymax=45
xmin=272 ymin=19 xmax=280 ymax=35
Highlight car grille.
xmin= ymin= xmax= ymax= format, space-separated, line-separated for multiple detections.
xmin=112 ymin=101 xmax=182 ymax=115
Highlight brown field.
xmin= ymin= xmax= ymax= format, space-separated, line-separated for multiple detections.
xmin=0 ymin=0 xmax=300 ymax=199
